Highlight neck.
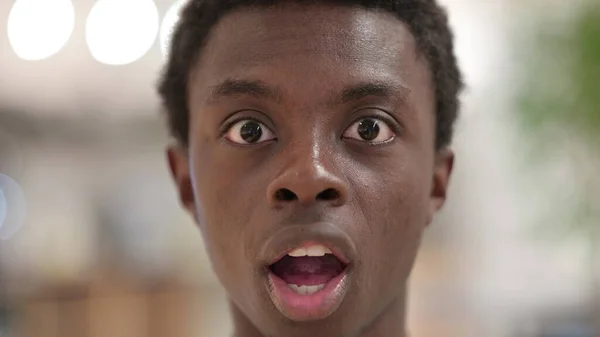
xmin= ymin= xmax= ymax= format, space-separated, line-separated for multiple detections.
xmin=231 ymin=292 xmax=407 ymax=337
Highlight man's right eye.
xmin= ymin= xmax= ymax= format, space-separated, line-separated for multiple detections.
xmin=224 ymin=119 xmax=277 ymax=145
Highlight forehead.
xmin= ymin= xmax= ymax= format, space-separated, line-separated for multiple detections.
xmin=189 ymin=4 xmax=433 ymax=112
xmin=201 ymin=5 xmax=413 ymax=66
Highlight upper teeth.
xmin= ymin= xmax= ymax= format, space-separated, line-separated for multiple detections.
xmin=288 ymin=244 xmax=332 ymax=257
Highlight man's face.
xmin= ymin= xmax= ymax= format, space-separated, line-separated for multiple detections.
xmin=168 ymin=4 xmax=453 ymax=337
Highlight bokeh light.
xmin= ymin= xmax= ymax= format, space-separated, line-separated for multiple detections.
xmin=0 ymin=188 xmax=6 ymax=231
xmin=160 ymin=0 xmax=188 ymax=58
xmin=86 ymin=0 xmax=159 ymax=65
xmin=0 ymin=174 xmax=26 ymax=240
xmin=7 ymin=0 xmax=75 ymax=61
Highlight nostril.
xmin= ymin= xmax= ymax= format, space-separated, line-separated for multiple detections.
xmin=316 ymin=188 xmax=340 ymax=201
xmin=275 ymin=188 xmax=298 ymax=201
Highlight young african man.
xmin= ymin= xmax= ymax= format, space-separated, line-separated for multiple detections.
xmin=158 ymin=1 xmax=463 ymax=336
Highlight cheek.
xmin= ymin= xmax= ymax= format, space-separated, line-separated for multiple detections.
xmin=190 ymin=143 xmax=279 ymax=269
xmin=353 ymin=157 xmax=431 ymax=285
xmin=377 ymin=174 xmax=428 ymax=250
xmin=354 ymin=152 xmax=431 ymax=232
xmin=189 ymin=149 xmax=260 ymax=283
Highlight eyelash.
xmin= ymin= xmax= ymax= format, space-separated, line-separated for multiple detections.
xmin=348 ymin=113 xmax=403 ymax=136
xmin=219 ymin=116 xmax=266 ymax=137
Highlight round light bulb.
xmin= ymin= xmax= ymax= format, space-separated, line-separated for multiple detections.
xmin=86 ymin=0 xmax=160 ymax=65
xmin=7 ymin=0 xmax=75 ymax=61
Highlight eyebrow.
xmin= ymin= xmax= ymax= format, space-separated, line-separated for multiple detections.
xmin=339 ymin=82 xmax=410 ymax=105
xmin=208 ymin=79 xmax=282 ymax=103
xmin=207 ymin=78 xmax=409 ymax=106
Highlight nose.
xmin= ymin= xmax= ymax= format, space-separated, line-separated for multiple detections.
xmin=266 ymin=156 xmax=349 ymax=209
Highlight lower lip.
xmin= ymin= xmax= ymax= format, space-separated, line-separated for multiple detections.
xmin=267 ymin=269 xmax=349 ymax=321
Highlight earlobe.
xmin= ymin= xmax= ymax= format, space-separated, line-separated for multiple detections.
xmin=166 ymin=145 xmax=198 ymax=221
xmin=429 ymin=148 xmax=454 ymax=218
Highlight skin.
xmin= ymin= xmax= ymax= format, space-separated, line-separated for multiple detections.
xmin=167 ymin=4 xmax=454 ymax=337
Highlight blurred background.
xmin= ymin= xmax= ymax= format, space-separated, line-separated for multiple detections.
xmin=0 ymin=0 xmax=599 ymax=336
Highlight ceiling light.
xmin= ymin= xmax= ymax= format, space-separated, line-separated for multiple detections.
xmin=7 ymin=0 xmax=75 ymax=61
xmin=86 ymin=0 xmax=160 ymax=65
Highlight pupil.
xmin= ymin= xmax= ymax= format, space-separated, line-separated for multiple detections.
xmin=240 ymin=121 xmax=262 ymax=143
xmin=357 ymin=119 xmax=380 ymax=141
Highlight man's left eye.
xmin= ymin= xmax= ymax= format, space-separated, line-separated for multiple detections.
xmin=342 ymin=118 xmax=395 ymax=143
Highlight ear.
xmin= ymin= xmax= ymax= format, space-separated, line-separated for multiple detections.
xmin=167 ymin=144 xmax=198 ymax=222
xmin=428 ymin=148 xmax=454 ymax=222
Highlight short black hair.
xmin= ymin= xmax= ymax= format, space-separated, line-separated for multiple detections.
xmin=158 ymin=0 xmax=463 ymax=149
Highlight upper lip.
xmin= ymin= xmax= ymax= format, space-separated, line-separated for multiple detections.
xmin=259 ymin=222 xmax=356 ymax=267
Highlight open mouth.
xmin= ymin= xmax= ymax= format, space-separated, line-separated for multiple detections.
xmin=269 ymin=244 xmax=347 ymax=295
xmin=265 ymin=242 xmax=351 ymax=321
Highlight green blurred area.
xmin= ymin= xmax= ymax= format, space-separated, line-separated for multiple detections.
xmin=518 ymin=2 xmax=600 ymax=146
xmin=515 ymin=3 xmax=600 ymax=331
xmin=516 ymin=0 xmax=600 ymax=238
